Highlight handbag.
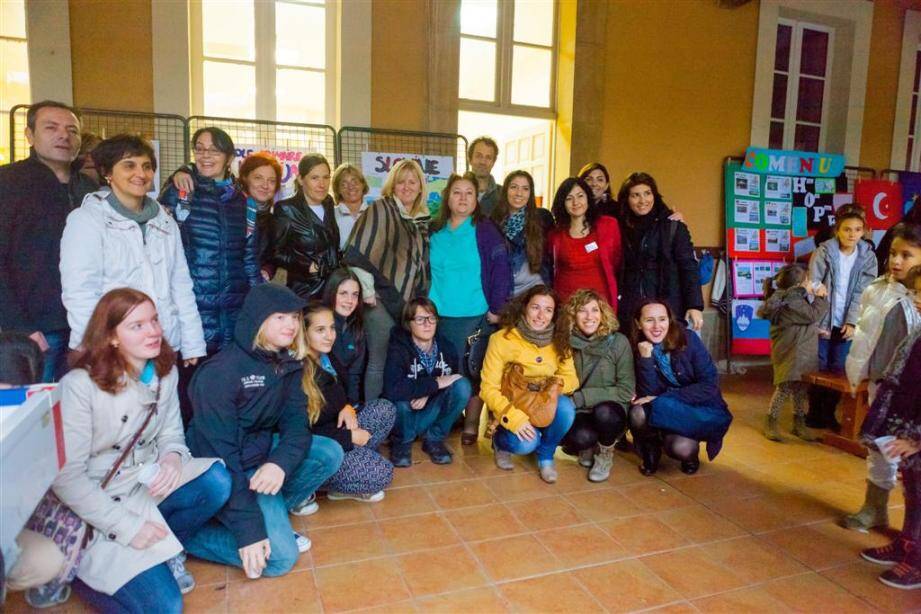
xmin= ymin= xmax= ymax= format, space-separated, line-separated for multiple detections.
xmin=464 ymin=323 xmax=494 ymax=382
xmin=499 ymin=362 xmax=562 ymax=428
xmin=25 ymin=387 xmax=160 ymax=586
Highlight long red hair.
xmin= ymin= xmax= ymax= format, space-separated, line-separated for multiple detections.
xmin=71 ymin=288 xmax=176 ymax=393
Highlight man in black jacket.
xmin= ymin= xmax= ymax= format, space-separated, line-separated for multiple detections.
xmin=0 ymin=101 xmax=97 ymax=381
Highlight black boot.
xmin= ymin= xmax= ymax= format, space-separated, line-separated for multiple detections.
xmin=636 ymin=435 xmax=662 ymax=476
xmin=805 ymin=384 xmax=826 ymax=428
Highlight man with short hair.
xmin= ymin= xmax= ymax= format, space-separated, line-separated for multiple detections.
xmin=467 ymin=136 xmax=500 ymax=215
xmin=0 ymin=100 xmax=98 ymax=382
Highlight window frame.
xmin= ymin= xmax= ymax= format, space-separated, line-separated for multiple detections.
xmin=891 ymin=9 xmax=921 ymax=171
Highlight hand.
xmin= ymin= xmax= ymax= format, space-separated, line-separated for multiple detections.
xmin=667 ymin=211 xmax=685 ymax=223
xmin=183 ymin=357 xmax=199 ymax=368
xmin=685 ymin=309 xmax=703 ymax=331
xmin=813 ymin=283 xmax=829 ymax=298
xmin=486 ymin=311 xmax=500 ymax=324
xmin=29 ymin=331 xmax=49 ymax=352
xmin=436 ymin=374 xmax=462 ymax=389
xmin=885 ymin=438 xmax=921 ymax=459
xmin=841 ymin=324 xmax=856 ymax=340
xmin=637 ymin=341 xmax=654 ymax=358
xmin=410 ymin=397 xmax=429 ymax=410
xmin=514 ymin=420 xmax=537 ymax=441
xmin=351 ymin=428 xmax=371 ymax=446
xmin=148 ymin=452 xmax=183 ymax=498
xmin=249 ymin=462 xmax=285 ymax=495
xmin=129 ymin=521 xmax=168 ymax=549
xmin=818 ymin=329 xmax=831 ymax=339
xmin=634 ymin=395 xmax=657 ymax=406
xmin=172 ymin=171 xmax=194 ymax=194
xmin=363 ymin=294 xmax=377 ymax=307
xmin=337 ymin=405 xmax=358 ymax=430
xmin=239 ymin=539 xmax=272 ymax=579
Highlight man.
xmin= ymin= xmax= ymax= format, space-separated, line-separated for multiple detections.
xmin=467 ymin=136 xmax=500 ymax=216
xmin=0 ymin=100 xmax=98 ymax=382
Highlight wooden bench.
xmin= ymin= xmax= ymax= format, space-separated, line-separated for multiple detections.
xmin=803 ymin=371 xmax=869 ymax=457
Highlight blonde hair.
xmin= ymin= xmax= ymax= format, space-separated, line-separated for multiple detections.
xmin=300 ymin=303 xmax=335 ymax=425
xmin=563 ymin=289 xmax=619 ymax=337
xmin=331 ymin=163 xmax=369 ymax=203
xmin=381 ymin=159 xmax=428 ymax=217
xmin=253 ymin=312 xmax=308 ymax=359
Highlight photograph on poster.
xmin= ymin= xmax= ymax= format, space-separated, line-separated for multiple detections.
xmin=765 ymin=229 xmax=791 ymax=253
xmin=764 ymin=201 xmax=791 ymax=226
xmin=734 ymin=198 xmax=761 ymax=224
xmin=764 ymin=175 xmax=792 ymax=200
xmin=753 ymin=261 xmax=774 ymax=291
xmin=733 ymin=261 xmax=755 ymax=296
xmin=815 ymin=178 xmax=835 ymax=194
xmin=734 ymin=172 xmax=761 ymax=197
xmin=734 ymin=228 xmax=761 ymax=253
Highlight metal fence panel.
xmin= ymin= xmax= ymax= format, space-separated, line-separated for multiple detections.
xmin=337 ymin=126 xmax=468 ymax=174
xmin=187 ymin=116 xmax=337 ymax=166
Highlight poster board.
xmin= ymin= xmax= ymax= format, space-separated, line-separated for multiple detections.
xmin=360 ymin=152 xmax=454 ymax=217
xmin=233 ymin=146 xmax=312 ymax=201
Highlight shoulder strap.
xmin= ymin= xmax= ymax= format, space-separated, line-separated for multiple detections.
xmin=99 ymin=384 xmax=160 ymax=489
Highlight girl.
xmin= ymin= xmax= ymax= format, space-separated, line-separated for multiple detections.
xmin=479 ymin=285 xmax=578 ymax=483
xmin=323 ymin=267 xmax=367 ymax=406
xmin=561 ymin=290 xmax=635 ymax=482
xmin=184 ymin=283 xmax=344 ymax=579
xmin=302 ymin=302 xmax=395 ymax=502
xmin=53 ymin=288 xmax=229 ymax=612
xmin=843 ymin=224 xmax=921 ymax=532
xmin=629 ymin=300 xmax=732 ymax=476
xmin=757 ymin=264 xmax=829 ymax=442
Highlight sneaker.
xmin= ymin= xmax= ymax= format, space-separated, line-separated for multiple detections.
xmin=327 ymin=490 xmax=385 ymax=503
xmin=291 ymin=492 xmax=320 ymax=516
xmin=25 ymin=583 xmax=71 ymax=609
xmin=422 ymin=440 xmax=453 ymax=464
xmin=578 ymin=447 xmax=594 ymax=468
xmin=861 ymin=539 xmax=909 ymax=566
xmin=538 ymin=460 xmax=558 ymax=484
xmin=166 ymin=553 xmax=196 ymax=595
xmin=390 ymin=441 xmax=413 ymax=467
xmin=293 ymin=531 xmax=312 ymax=553
xmin=878 ymin=561 xmax=921 ymax=590
xmin=492 ymin=438 xmax=514 ymax=470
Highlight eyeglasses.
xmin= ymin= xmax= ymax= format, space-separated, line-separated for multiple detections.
xmin=194 ymin=147 xmax=224 ymax=157
xmin=411 ymin=316 xmax=437 ymax=325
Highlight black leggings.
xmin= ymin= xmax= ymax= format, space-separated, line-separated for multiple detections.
xmin=562 ymin=402 xmax=627 ymax=452
xmin=628 ymin=403 xmax=700 ymax=462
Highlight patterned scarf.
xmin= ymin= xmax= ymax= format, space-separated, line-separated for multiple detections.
xmin=504 ymin=208 xmax=527 ymax=241
xmin=653 ymin=343 xmax=681 ymax=387
xmin=245 ymin=196 xmax=259 ymax=238
xmin=516 ymin=317 xmax=555 ymax=348
xmin=415 ymin=340 xmax=440 ymax=374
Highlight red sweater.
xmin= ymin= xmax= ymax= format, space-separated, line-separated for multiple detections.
xmin=547 ymin=216 xmax=622 ymax=312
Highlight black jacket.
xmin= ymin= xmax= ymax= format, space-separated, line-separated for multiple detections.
xmin=383 ymin=327 xmax=460 ymax=402
xmin=268 ymin=194 xmax=340 ymax=299
xmin=331 ymin=312 xmax=366 ymax=405
xmin=0 ymin=152 xmax=97 ymax=332
xmin=618 ymin=203 xmax=703 ymax=323
xmin=186 ymin=283 xmax=310 ymax=549
xmin=310 ymin=353 xmax=354 ymax=451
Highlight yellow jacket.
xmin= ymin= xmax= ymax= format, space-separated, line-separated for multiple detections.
xmin=479 ymin=327 xmax=578 ymax=432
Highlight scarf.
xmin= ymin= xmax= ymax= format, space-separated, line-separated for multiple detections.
xmin=106 ymin=191 xmax=160 ymax=239
xmin=653 ymin=343 xmax=680 ymax=387
xmin=319 ymin=353 xmax=337 ymax=377
xmin=414 ymin=340 xmax=440 ymax=374
xmin=504 ymin=208 xmax=527 ymax=241
xmin=245 ymin=196 xmax=260 ymax=238
xmin=516 ymin=317 xmax=555 ymax=348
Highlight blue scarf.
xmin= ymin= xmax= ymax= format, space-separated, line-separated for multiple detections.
xmin=319 ymin=353 xmax=337 ymax=376
xmin=504 ymin=208 xmax=527 ymax=241
xmin=245 ymin=196 xmax=259 ymax=238
xmin=414 ymin=340 xmax=440 ymax=374
xmin=653 ymin=343 xmax=680 ymax=387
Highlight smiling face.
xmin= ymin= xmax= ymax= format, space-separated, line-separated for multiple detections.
xmin=305 ymin=309 xmax=336 ymax=356
xmin=109 ymin=155 xmax=155 ymax=202
xmin=627 ymin=183 xmax=655 ymax=217
xmin=447 ymin=178 xmax=477 ymax=219
xmin=637 ymin=303 xmax=670 ymax=344
xmin=565 ymin=184 xmax=589 ymax=219
xmin=338 ymin=171 xmax=365 ymax=206
xmin=394 ymin=169 xmax=422 ymax=209
xmin=193 ymin=132 xmax=231 ymax=179
xmin=260 ymin=312 xmax=301 ymax=351
xmin=525 ymin=294 xmax=556 ymax=331
xmin=889 ymin=237 xmax=921 ymax=281
xmin=575 ymin=300 xmax=602 ymax=337
xmin=27 ymin=106 xmax=81 ymax=166
xmin=300 ymin=163 xmax=331 ymax=204
xmin=584 ymin=169 xmax=609 ymax=200
xmin=113 ymin=300 xmax=162 ymax=370
xmin=506 ymin=175 xmax=531 ymax=211
xmin=244 ymin=164 xmax=278 ymax=204
xmin=333 ymin=279 xmax=360 ymax=318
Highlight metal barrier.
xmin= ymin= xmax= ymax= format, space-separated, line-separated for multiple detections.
xmin=337 ymin=126 xmax=469 ymax=174
xmin=187 ymin=115 xmax=337 ymax=166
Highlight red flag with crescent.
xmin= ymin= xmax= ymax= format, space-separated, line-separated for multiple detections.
xmin=854 ymin=179 xmax=902 ymax=230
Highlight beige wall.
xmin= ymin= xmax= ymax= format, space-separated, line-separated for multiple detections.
xmin=370 ymin=0 xmax=430 ymax=130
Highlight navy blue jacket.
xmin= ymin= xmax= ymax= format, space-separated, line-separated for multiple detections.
xmin=635 ymin=328 xmax=727 ymax=410
xmin=311 ymin=353 xmax=355 ymax=452
xmin=160 ymin=168 xmax=262 ymax=354
xmin=331 ymin=312 xmax=366 ymax=405
xmin=383 ymin=328 xmax=460 ymax=402
xmin=186 ymin=284 xmax=310 ymax=549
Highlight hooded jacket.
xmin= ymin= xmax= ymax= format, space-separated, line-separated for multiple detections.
xmin=331 ymin=312 xmax=366 ymax=405
xmin=383 ymin=327 xmax=460 ymax=402
xmin=757 ymin=287 xmax=829 ymax=385
xmin=310 ymin=353 xmax=354 ymax=451
xmin=186 ymin=283 xmax=310 ymax=549
xmin=808 ymin=237 xmax=877 ymax=333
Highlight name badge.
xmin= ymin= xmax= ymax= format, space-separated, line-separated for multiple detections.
xmin=584 ymin=241 xmax=599 ymax=253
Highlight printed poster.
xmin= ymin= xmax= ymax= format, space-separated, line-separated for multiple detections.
xmin=360 ymin=151 xmax=454 ymax=216
xmin=733 ymin=261 xmax=754 ymax=296
xmin=233 ymin=145 xmax=314 ymax=200
xmin=764 ymin=201 xmax=791 ymax=226
xmin=733 ymin=199 xmax=761 ymax=225
xmin=815 ymin=178 xmax=835 ymax=194
xmin=752 ymin=261 xmax=774 ymax=293
xmin=733 ymin=228 xmax=761 ymax=253
xmin=734 ymin=172 xmax=761 ymax=197
xmin=765 ymin=229 xmax=791 ymax=253
xmin=764 ymin=175 xmax=791 ymax=200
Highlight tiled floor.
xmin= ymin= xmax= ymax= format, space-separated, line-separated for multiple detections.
xmin=7 ymin=365 xmax=921 ymax=613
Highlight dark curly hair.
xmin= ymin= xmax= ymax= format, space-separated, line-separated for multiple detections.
xmin=498 ymin=285 xmax=571 ymax=359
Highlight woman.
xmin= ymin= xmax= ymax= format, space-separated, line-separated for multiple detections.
xmin=561 ymin=290 xmax=635 ymax=482
xmin=629 ymin=299 xmax=732 ymax=476
xmin=53 ymin=288 xmax=230 ymax=612
xmin=302 ymin=302 xmax=395 ymax=502
xmin=617 ymin=172 xmax=704 ymax=331
xmin=489 ymin=170 xmax=554 ymax=298
xmin=184 ymin=283 xmax=344 ymax=579
xmin=547 ymin=176 xmax=622 ymax=312
xmin=479 ymin=285 xmax=578 ymax=483
xmin=429 ymin=172 xmax=512 ymax=445
xmin=331 ymin=163 xmax=370 ymax=250
xmin=60 ymin=134 xmax=207 ymax=379
xmin=383 ymin=297 xmax=472 ymax=467
xmin=238 ymin=152 xmax=283 ymax=280
xmin=323 ymin=267 xmax=367 ymax=405
xmin=345 ymin=159 xmax=431 ymax=400
xmin=268 ymin=153 xmax=340 ymax=299
xmin=578 ymin=162 xmax=617 ymax=219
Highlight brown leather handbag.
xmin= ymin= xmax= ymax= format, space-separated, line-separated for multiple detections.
xmin=499 ymin=362 xmax=563 ymax=428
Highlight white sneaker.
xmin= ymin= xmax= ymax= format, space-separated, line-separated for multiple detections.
xmin=293 ymin=531 xmax=312 ymax=553
xmin=327 ymin=490 xmax=385 ymax=503
xmin=290 ymin=492 xmax=319 ymax=516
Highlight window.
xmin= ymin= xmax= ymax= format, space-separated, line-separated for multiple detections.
xmin=769 ymin=20 xmax=832 ymax=152
xmin=190 ymin=0 xmax=333 ymax=124
xmin=906 ymin=48 xmax=921 ymax=170
xmin=1 ymin=0 xmax=29 ymax=164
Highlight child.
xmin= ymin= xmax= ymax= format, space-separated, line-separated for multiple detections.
xmin=843 ymin=226 xmax=921 ymax=532
xmin=757 ymin=265 xmax=829 ymax=442
xmin=807 ymin=204 xmax=878 ymax=429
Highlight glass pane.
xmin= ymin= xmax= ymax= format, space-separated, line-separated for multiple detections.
xmin=0 ymin=39 xmax=30 ymax=111
xmin=511 ymin=45 xmax=552 ymax=108
xmin=796 ymin=76 xmax=824 ymax=123
xmin=800 ymin=28 xmax=829 ymax=77
xmin=794 ymin=123 xmax=820 ymax=152
xmin=460 ymin=0 xmax=497 ymax=38
xmin=774 ymin=24 xmax=792 ymax=72
xmin=769 ymin=121 xmax=785 ymax=149
xmin=202 ymin=0 xmax=254 ymax=61
xmin=771 ymin=73 xmax=787 ymax=119
xmin=276 ymin=2 xmax=325 ymax=69
xmin=459 ymin=37 xmax=496 ymax=101
xmin=513 ymin=0 xmax=553 ymax=46
xmin=203 ymin=61 xmax=255 ymax=118
xmin=276 ymin=69 xmax=325 ymax=124
xmin=0 ymin=0 xmax=26 ymax=38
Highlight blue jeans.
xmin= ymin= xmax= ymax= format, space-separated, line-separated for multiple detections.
xmin=392 ymin=377 xmax=472 ymax=444
xmin=494 ymin=395 xmax=576 ymax=462
xmin=41 ymin=329 xmax=70 ymax=383
xmin=184 ymin=436 xmax=343 ymax=577
xmin=72 ymin=463 xmax=232 ymax=613
xmin=818 ymin=327 xmax=851 ymax=373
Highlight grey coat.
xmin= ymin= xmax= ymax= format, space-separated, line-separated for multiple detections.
xmin=758 ymin=287 xmax=829 ymax=385
xmin=569 ymin=331 xmax=635 ymax=411
xmin=808 ymin=238 xmax=877 ymax=333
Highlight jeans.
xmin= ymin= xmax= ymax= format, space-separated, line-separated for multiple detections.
xmin=41 ymin=329 xmax=70 ymax=383
xmin=184 ymin=436 xmax=343 ymax=577
xmin=818 ymin=327 xmax=851 ymax=372
xmin=73 ymin=463 xmax=232 ymax=613
xmin=392 ymin=377 xmax=472 ymax=444
xmin=494 ymin=395 xmax=576 ymax=462
xmin=363 ymin=304 xmax=395 ymax=401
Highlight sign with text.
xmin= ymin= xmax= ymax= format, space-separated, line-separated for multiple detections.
xmin=743 ymin=147 xmax=845 ymax=178
xmin=360 ymin=152 xmax=454 ymax=216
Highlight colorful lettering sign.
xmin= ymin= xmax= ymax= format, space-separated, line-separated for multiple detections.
xmin=743 ymin=147 xmax=845 ymax=178
xmin=360 ymin=151 xmax=454 ymax=215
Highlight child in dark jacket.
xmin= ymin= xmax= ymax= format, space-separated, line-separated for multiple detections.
xmin=383 ymin=297 xmax=472 ymax=467
xmin=757 ymin=264 xmax=829 ymax=442
xmin=324 ymin=268 xmax=368 ymax=405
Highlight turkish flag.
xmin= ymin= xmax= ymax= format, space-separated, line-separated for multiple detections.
xmin=854 ymin=180 xmax=903 ymax=230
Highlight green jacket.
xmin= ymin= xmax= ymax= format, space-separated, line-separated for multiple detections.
xmin=570 ymin=331 xmax=635 ymax=411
